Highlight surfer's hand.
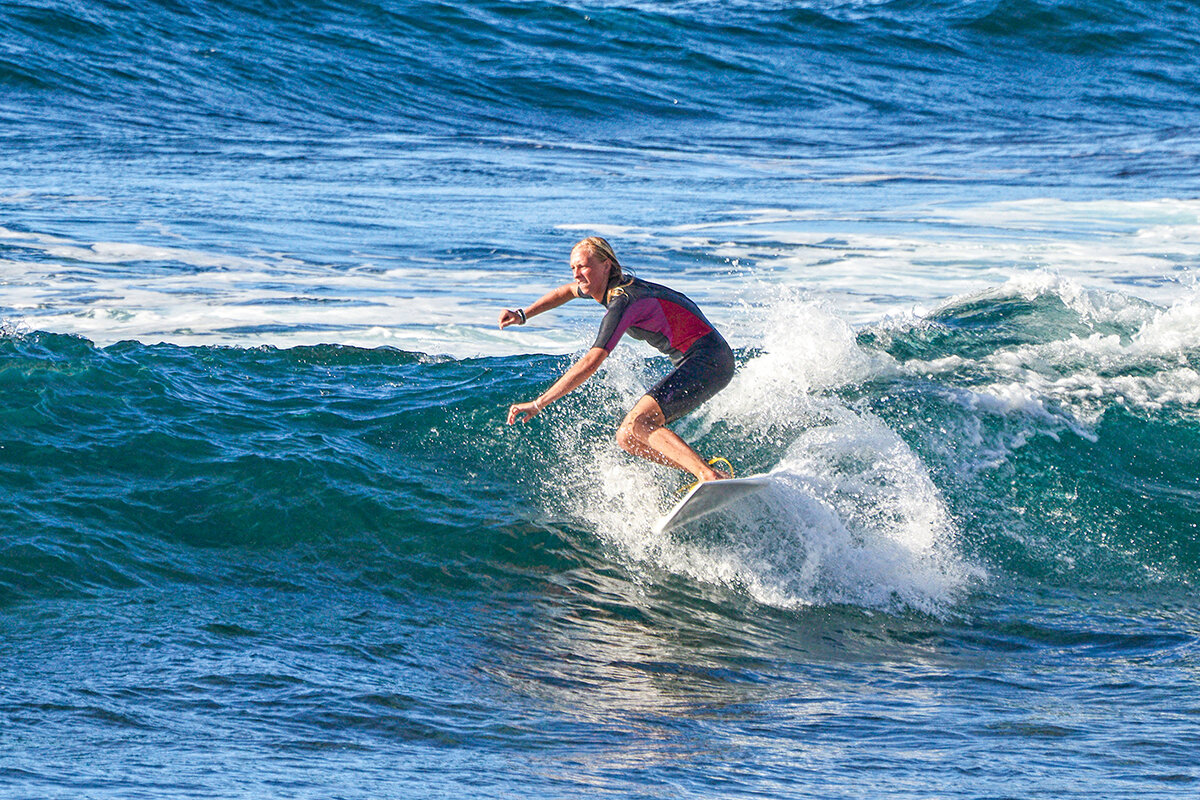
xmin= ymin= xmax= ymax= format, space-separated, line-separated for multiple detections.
xmin=498 ymin=309 xmax=524 ymax=329
xmin=507 ymin=400 xmax=541 ymax=424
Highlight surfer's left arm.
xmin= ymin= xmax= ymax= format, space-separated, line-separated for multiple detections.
xmin=507 ymin=346 xmax=608 ymax=424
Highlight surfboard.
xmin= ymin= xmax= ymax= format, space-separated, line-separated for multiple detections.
xmin=653 ymin=475 xmax=772 ymax=535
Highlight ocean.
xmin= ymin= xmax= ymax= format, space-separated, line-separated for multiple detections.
xmin=2 ymin=1 xmax=1198 ymax=797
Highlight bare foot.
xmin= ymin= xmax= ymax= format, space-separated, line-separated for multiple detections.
xmin=701 ymin=457 xmax=733 ymax=481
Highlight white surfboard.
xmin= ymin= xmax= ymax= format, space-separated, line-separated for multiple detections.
xmin=653 ymin=475 xmax=772 ymax=535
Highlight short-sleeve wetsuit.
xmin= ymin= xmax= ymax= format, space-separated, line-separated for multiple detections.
xmin=585 ymin=277 xmax=735 ymax=422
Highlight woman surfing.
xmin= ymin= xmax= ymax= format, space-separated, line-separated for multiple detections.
xmin=500 ymin=237 xmax=735 ymax=483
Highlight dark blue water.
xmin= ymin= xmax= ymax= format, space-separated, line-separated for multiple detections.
xmin=3 ymin=1 xmax=1199 ymax=797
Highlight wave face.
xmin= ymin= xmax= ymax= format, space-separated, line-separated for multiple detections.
xmin=4 ymin=0 xmax=1199 ymax=149
xmin=859 ymin=278 xmax=1200 ymax=588
xmin=4 ymin=276 xmax=1196 ymax=611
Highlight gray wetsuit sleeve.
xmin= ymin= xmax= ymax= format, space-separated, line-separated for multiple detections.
xmin=591 ymin=294 xmax=631 ymax=352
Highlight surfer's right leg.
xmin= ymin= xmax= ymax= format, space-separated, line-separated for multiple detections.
xmin=617 ymin=333 xmax=736 ymax=481
xmin=616 ymin=395 xmax=726 ymax=481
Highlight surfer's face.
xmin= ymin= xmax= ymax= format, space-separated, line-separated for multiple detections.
xmin=571 ymin=247 xmax=611 ymax=298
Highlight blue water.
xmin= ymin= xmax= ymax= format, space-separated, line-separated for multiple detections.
xmin=3 ymin=1 xmax=1199 ymax=797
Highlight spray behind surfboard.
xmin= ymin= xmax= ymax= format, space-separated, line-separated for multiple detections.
xmin=547 ymin=287 xmax=980 ymax=615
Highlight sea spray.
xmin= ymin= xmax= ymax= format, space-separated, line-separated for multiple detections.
xmin=535 ymin=291 xmax=977 ymax=613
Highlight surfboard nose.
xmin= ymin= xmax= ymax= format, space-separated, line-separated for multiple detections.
xmin=653 ymin=475 xmax=773 ymax=535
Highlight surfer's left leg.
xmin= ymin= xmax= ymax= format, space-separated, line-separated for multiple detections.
xmin=616 ymin=396 xmax=728 ymax=481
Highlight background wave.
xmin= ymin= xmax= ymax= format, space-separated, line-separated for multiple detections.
xmin=861 ymin=278 xmax=1200 ymax=587
xmin=4 ymin=0 xmax=1199 ymax=150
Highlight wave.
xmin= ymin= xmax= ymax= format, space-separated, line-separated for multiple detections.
xmin=860 ymin=277 xmax=1200 ymax=587
xmin=3 ymin=276 xmax=1196 ymax=614
xmin=4 ymin=0 xmax=1198 ymax=146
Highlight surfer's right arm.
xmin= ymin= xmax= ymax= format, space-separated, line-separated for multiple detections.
xmin=507 ymin=346 xmax=608 ymax=425
xmin=498 ymin=283 xmax=580 ymax=329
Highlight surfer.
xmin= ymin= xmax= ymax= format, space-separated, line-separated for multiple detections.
xmin=500 ymin=237 xmax=735 ymax=483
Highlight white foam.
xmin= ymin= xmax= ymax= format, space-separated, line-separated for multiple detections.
xmin=566 ymin=408 xmax=977 ymax=614
xmin=975 ymin=279 xmax=1200 ymax=423
xmin=596 ymin=197 xmax=1200 ymax=326
xmin=888 ymin=275 xmax=1200 ymax=473
xmin=0 ymin=227 xmax=586 ymax=353
xmin=930 ymin=270 xmax=1162 ymax=329
xmin=4 ymin=195 xmax=1199 ymax=356
xmin=698 ymin=287 xmax=898 ymax=437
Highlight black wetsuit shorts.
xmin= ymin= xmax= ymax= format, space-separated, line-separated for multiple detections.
xmin=646 ymin=331 xmax=735 ymax=423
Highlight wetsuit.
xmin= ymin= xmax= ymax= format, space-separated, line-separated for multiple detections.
xmin=586 ymin=277 xmax=735 ymax=422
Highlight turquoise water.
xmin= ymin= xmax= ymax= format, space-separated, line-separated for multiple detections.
xmin=3 ymin=1 xmax=1199 ymax=797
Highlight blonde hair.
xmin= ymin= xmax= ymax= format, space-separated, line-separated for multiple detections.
xmin=572 ymin=236 xmax=632 ymax=301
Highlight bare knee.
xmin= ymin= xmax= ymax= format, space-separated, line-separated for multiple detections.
xmin=615 ymin=417 xmax=643 ymax=453
xmin=615 ymin=411 xmax=659 ymax=453
xmin=615 ymin=422 xmax=636 ymax=453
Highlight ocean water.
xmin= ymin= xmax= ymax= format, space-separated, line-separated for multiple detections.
xmin=2 ymin=1 xmax=1199 ymax=797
